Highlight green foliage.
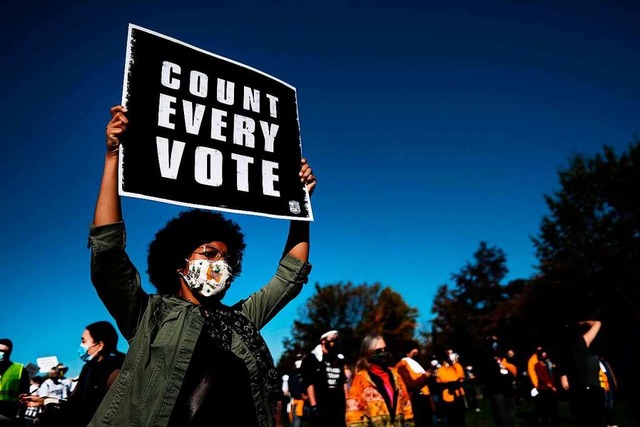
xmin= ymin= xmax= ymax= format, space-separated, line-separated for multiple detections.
xmin=531 ymin=141 xmax=640 ymax=325
xmin=430 ymin=242 xmax=525 ymax=363
xmin=428 ymin=139 xmax=640 ymax=373
xmin=277 ymin=282 xmax=419 ymax=371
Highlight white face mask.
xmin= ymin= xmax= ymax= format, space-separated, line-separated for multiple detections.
xmin=78 ymin=343 xmax=96 ymax=362
xmin=180 ymin=259 xmax=232 ymax=297
xmin=0 ymin=351 xmax=5 ymax=362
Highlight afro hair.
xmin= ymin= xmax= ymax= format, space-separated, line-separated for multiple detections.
xmin=146 ymin=209 xmax=246 ymax=294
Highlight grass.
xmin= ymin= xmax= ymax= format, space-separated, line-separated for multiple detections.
xmin=465 ymin=396 xmax=634 ymax=427
xmin=278 ymin=396 xmax=636 ymax=427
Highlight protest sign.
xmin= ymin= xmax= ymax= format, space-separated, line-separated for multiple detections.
xmin=36 ymin=356 xmax=59 ymax=374
xmin=120 ymin=24 xmax=312 ymax=220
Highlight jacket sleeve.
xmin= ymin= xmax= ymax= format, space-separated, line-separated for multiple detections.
xmin=502 ymin=358 xmax=518 ymax=377
xmin=527 ymin=355 xmax=539 ymax=388
xmin=453 ymin=362 xmax=465 ymax=380
xmin=88 ymin=222 xmax=150 ymax=341
xmin=394 ymin=368 xmax=414 ymax=423
xmin=534 ymin=363 xmax=554 ymax=389
xmin=396 ymin=361 xmax=429 ymax=391
xmin=345 ymin=373 xmax=367 ymax=427
xmin=240 ymin=254 xmax=311 ymax=329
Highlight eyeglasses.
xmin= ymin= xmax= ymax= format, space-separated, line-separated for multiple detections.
xmin=193 ymin=247 xmax=225 ymax=261
xmin=192 ymin=246 xmax=239 ymax=270
xmin=373 ymin=347 xmax=387 ymax=354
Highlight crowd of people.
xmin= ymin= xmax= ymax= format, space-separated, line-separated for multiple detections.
xmin=1 ymin=318 xmax=623 ymax=427
xmin=0 ymin=105 xmax=627 ymax=427
xmin=276 ymin=321 xmax=622 ymax=427
xmin=1 ymin=321 xmax=126 ymax=427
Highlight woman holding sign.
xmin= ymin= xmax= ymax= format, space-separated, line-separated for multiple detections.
xmin=87 ymin=105 xmax=316 ymax=427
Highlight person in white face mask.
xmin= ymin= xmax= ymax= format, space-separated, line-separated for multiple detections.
xmin=20 ymin=321 xmax=125 ymax=427
xmin=0 ymin=338 xmax=30 ymax=425
xmin=86 ymin=105 xmax=317 ymax=427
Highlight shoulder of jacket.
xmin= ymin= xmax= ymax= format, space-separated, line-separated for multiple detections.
xmin=355 ymin=370 xmax=374 ymax=382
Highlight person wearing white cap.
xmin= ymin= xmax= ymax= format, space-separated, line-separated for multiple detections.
xmin=300 ymin=330 xmax=347 ymax=427
xmin=38 ymin=364 xmax=72 ymax=402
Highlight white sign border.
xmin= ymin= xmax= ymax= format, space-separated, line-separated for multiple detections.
xmin=118 ymin=23 xmax=313 ymax=222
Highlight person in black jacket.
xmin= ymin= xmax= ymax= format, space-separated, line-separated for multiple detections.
xmin=300 ymin=330 xmax=347 ymax=427
xmin=557 ymin=320 xmax=604 ymax=427
xmin=284 ymin=354 xmax=308 ymax=427
xmin=478 ymin=335 xmax=518 ymax=427
xmin=20 ymin=321 xmax=125 ymax=427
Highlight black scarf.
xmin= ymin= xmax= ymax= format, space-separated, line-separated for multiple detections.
xmin=200 ymin=303 xmax=280 ymax=413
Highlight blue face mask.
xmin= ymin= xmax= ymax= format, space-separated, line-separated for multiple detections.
xmin=78 ymin=343 xmax=95 ymax=362
xmin=0 ymin=351 xmax=5 ymax=362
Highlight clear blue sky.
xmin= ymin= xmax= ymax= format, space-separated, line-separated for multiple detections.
xmin=1 ymin=1 xmax=638 ymax=378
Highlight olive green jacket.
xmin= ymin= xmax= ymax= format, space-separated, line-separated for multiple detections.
xmin=88 ymin=222 xmax=311 ymax=426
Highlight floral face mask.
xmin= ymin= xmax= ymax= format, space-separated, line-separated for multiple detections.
xmin=180 ymin=259 xmax=232 ymax=298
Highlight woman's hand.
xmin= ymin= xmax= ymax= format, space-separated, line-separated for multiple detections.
xmin=19 ymin=394 xmax=44 ymax=407
xmin=106 ymin=105 xmax=128 ymax=156
xmin=299 ymin=157 xmax=316 ymax=195
xmin=94 ymin=106 xmax=126 ymax=225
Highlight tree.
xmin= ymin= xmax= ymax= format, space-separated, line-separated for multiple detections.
xmin=530 ymin=140 xmax=640 ymax=397
xmin=359 ymin=287 xmax=420 ymax=360
xmin=430 ymin=242 xmax=522 ymax=364
xmin=531 ymin=141 xmax=640 ymax=319
xmin=277 ymin=282 xmax=419 ymax=370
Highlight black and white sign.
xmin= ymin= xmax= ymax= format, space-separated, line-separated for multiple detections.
xmin=119 ymin=24 xmax=312 ymax=220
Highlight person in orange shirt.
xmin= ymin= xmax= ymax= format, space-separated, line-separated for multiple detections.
xmin=527 ymin=345 xmax=543 ymax=422
xmin=534 ymin=348 xmax=559 ymax=427
xmin=598 ymin=353 xmax=618 ymax=427
xmin=346 ymin=333 xmax=414 ymax=427
xmin=396 ymin=341 xmax=433 ymax=427
xmin=527 ymin=347 xmax=542 ymax=392
xmin=445 ymin=349 xmax=465 ymax=381
xmin=435 ymin=351 xmax=466 ymax=427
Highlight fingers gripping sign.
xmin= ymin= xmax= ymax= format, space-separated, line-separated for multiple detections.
xmin=106 ymin=105 xmax=128 ymax=155
xmin=299 ymin=158 xmax=316 ymax=196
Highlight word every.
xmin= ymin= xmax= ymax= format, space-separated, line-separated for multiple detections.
xmin=154 ymin=61 xmax=284 ymax=196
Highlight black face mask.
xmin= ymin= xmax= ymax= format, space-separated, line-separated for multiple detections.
xmin=324 ymin=339 xmax=341 ymax=357
xmin=370 ymin=351 xmax=394 ymax=368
